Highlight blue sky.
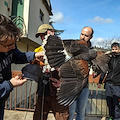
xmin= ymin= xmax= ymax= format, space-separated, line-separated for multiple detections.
xmin=50 ymin=0 xmax=120 ymax=47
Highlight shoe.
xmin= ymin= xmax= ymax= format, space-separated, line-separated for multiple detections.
xmin=109 ymin=117 xmax=113 ymax=120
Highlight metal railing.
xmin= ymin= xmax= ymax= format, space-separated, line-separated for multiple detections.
xmin=86 ymin=82 xmax=109 ymax=116
xmin=12 ymin=16 xmax=26 ymax=35
xmin=5 ymin=71 xmax=109 ymax=117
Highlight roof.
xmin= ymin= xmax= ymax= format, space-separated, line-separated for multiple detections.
xmin=42 ymin=0 xmax=53 ymax=15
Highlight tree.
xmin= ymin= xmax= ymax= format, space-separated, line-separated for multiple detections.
xmin=94 ymin=35 xmax=120 ymax=50
xmin=49 ymin=21 xmax=64 ymax=35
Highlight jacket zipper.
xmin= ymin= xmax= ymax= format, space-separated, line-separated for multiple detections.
xmin=110 ymin=57 xmax=117 ymax=80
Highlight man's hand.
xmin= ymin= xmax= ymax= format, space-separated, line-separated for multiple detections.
xmin=32 ymin=51 xmax=45 ymax=66
xmin=31 ymin=59 xmax=44 ymax=66
xmin=10 ymin=74 xmax=27 ymax=87
xmin=49 ymin=77 xmax=61 ymax=88
xmin=97 ymin=83 xmax=102 ymax=88
xmin=35 ymin=51 xmax=44 ymax=61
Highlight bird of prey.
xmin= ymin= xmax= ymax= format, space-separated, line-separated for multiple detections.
xmin=41 ymin=35 xmax=111 ymax=106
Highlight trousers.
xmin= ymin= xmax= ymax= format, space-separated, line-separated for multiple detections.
xmin=33 ymin=96 xmax=69 ymax=120
xmin=105 ymin=82 xmax=120 ymax=119
xmin=0 ymin=102 xmax=5 ymax=120
xmin=69 ymin=87 xmax=89 ymax=120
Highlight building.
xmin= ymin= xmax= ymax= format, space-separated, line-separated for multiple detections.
xmin=0 ymin=0 xmax=53 ymax=70
xmin=0 ymin=0 xmax=53 ymax=108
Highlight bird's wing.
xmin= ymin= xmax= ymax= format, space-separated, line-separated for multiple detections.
xmin=43 ymin=35 xmax=90 ymax=69
xmin=43 ymin=35 xmax=65 ymax=69
xmin=58 ymin=59 xmax=89 ymax=106
xmin=91 ymin=51 xmax=111 ymax=77
xmin=62 ymin=40 xmax=89 ymax=56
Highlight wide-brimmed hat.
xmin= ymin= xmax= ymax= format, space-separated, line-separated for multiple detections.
xmin=21 ymin=64 xmax=42 ymax=83
xmin=35 ymin=24 xmax=53 ymax=38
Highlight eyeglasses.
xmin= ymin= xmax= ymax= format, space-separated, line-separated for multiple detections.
xmin=0 ymin=42 xmax=15 ymax=48
xmin=0 ymin=38 xmax=16 ymax=49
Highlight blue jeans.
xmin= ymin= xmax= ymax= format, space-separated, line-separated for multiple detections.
xmin=69 ymin=87 xmax=89 ymax=120
xmin=0 ymin=102 xmax=5 ymax=120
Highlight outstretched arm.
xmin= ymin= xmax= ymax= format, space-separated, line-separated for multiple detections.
xmin=0 ymin=74 xmax=27 ymax=101
xmin=97 ymin=72 xmax=106 ymax=88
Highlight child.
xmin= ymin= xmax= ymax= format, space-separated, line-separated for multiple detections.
xmin=98 ymin=42 xmax=120 ymax=120
xmin=0 ymin=14 xmax=43 ymax=120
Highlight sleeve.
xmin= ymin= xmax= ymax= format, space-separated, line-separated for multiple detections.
xmin=99 ymin=72 xmax=106 ymax=84
xmin=0 ymin=81 xmax=13 ymax=100
xmin=12 ymin=45 xmax=35 ymax=64
xmin=34 ymin=46 xmax=43 ymax=52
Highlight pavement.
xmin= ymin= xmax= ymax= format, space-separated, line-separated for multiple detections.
xmin=4 ymin=110 xmax=55 ymax=120
xmin=4 ymin=110 xmax=109 ymax=120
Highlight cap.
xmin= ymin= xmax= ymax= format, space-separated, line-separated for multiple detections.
xmin=21 ymin=64 xmax=42 ymax=83
xmin=35 ymin=24 xmax=53 ymax=38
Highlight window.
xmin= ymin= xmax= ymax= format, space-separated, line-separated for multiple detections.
xmin=39 ymin=9 xmax=44 ymax=22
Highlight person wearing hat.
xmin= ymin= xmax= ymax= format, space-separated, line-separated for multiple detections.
xmin=0 ymin=14 xmax=44 ymax=120
xmin=33 ymin=24 xmax=69 ymax=120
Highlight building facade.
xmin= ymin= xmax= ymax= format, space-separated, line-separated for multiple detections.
xmin=0 ymin=0 xmax=53 ymax=70
xmin=0 ymin=0 xmax=53 ymax=106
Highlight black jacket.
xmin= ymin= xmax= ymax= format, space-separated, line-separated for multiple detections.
xmin=0 ymin=45 xmax=35 ymax=103
xmin=37 ymin=70 xmax=59 ymax=96
xmin=99 ymin=55 xmax=120 ymax=85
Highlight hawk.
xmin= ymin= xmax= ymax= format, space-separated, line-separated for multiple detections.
xmin=38 ymin=35 xmax=111 ymax=106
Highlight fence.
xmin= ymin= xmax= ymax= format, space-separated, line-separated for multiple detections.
xmin=5 ymin=71 xmax=109 ymax=117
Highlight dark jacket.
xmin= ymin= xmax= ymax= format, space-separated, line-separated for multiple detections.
xmin=0 ymin=45 xmax=35 ymax=103
xmin=99 ymin=55 xmax=120 ymax=85
xmin=37 ymin=70 xmax=59 ymax=96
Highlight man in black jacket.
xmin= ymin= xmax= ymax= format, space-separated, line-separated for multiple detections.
xmin=98 ymin=42 xmax=120 ymax=120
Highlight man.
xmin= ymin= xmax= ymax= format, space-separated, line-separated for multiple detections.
xmin=33 ymin=24 xmax=69 ymax=120
xmin=98 ymin=42 xmax=120 ymax=120
xmin=0 ymin=14 xmax=43 ymax=120
xmin=69 ymin=26 xmax=94 ymax=120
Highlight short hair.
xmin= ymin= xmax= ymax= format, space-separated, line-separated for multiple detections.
xmin=0 ymin=14 xmax=21 ymax=42
xmin=111 ymin=42 xmax=120 ymax=48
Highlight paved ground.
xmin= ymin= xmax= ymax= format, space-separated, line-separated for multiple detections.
xmin=4 ymin=110 xmax=109 ymax=120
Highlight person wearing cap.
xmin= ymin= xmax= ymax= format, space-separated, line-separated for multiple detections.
xmin=0 ymin=14 xmax=44 ymax=120
xmin=33 ymin=24 xmax=69 ymax=120
xmin=35 ymin=23 xmax=54 ymax=38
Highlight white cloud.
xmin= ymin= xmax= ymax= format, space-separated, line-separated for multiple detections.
xmin=91 ymin=37 xmax=106 ymax=47
xmin=50 ymin=11 xmax=64 ymax=23
xmin=89 ymin=16 xmax=114 ymax=24
xmin=91 ymin=36 xmax=120 ymax=49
